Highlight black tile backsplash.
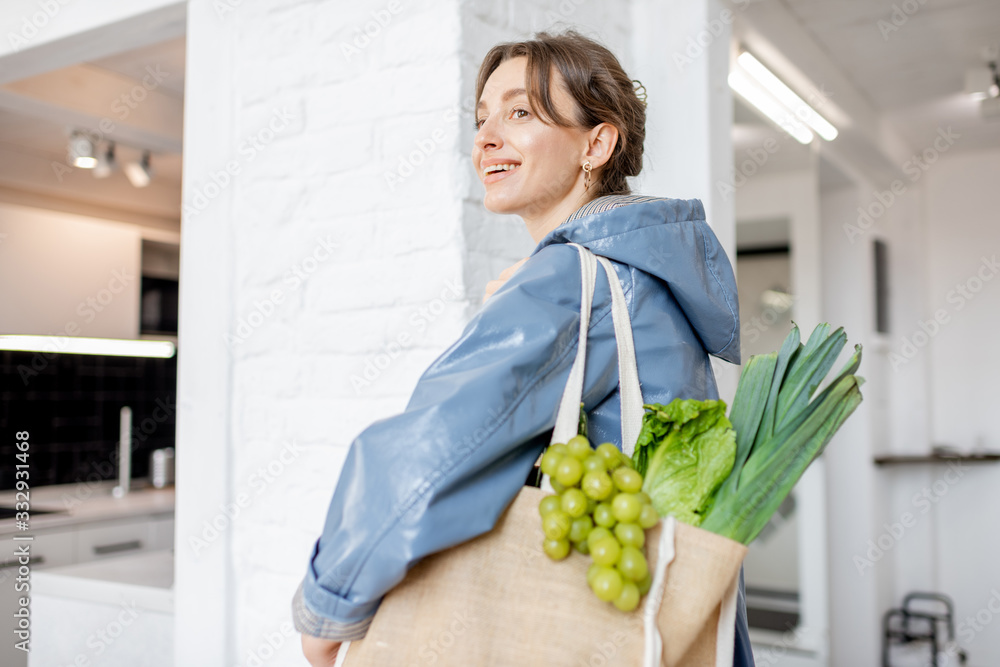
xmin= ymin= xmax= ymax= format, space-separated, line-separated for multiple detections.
xmin=0 ymin=349 xmax=177 ymax=491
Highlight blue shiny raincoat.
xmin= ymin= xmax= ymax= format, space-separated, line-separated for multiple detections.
xmin=293 ymin=195 xmax=755 ymax=665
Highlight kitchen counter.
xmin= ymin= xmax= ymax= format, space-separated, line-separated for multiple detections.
xmin=31 ymin=549 xmax=174 ymax=667
xmin=34 ymin=548 xmax=174 ymax=612
xmin=0 ymin=479 xmax=175 ymax=536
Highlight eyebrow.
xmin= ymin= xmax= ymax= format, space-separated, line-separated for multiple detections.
xmin=476 ymin=87 xmax=528 ymax=111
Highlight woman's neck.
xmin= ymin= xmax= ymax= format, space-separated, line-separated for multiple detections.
xmin=523 ymin=191 xmax=599 ymax=243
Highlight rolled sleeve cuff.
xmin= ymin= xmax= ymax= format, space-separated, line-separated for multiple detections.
xmin=291 ymin=579 xmax=374 ymax=641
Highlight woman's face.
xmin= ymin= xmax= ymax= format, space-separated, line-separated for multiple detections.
xmin=473 ymin=57 xmax=591 ymax=223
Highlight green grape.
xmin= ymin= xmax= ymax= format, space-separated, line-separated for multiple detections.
xmin=612 ymin=493 xmax=642 ymax=523
xmin=612 ymin=467 xmax=643 ymax=494
xmin=636 ymin=491 xmax=653 ymax=506
xmin=581 ymin=470 xmax=613 ymax=501
xmin=554 ymin=457 xmax=584 ymax=487
xmin=550 ymin=478 xmax=567 ymax=493
xmin=540 ymin=449 xmax=563 ymax=476
xmin=567 ymin=435 xmax=593 ymax=460
xmin=613 ymin=581 xmax=640 ymax=612
xmin=582 ymin=454 xmax=607 ymax=474
xmin=614 ymin=522 xmax=645 ymax=549
xmin=538 ymin=495 xmax=561 ymax=517
xmin=543 ymin=537 xmax=571 ymax=560
xmin=587 ymin=527 xmax=614 ymax=551
xmin=586 ymin=497 xmax=598 ymax=514
xmin=596 ymin=443 xmax=624 ymax=469
xmin=592 ymin=502 xmax=616 ymax=528
xmin=617 ymin=546 xmax=648 ymax=582
xmin=574 ymin=538 xmax=590 ymax=555
xmin=618 ymin=453 xmax=635 ymax=470
xmin=638 ymin=504 xmax=660 ymax=529
xmin=636 ymin=572 xmax=653 ymax=596
xmin=591 ymin=567 xmax=624 ymax=602
xmin=560 ymin=488 xmax=588 ymax=518
xmin=569 ymin=515 xmax=594 ymax=543
xmin=587 ymin=562 xmax=602 ymax=588
xmin=548 ymin=443 xmax=568 ymax=458
xmin=542 ymin=511 xmax=571 ymax=541
xmin=590 ymin=537 xmax=622 ymax=567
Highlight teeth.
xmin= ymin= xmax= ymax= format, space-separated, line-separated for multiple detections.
xmin=484 ymin=163 xmax=520 ymax=176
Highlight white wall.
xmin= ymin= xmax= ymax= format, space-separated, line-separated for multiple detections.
xmin=922 ymin=149 xmax=1000 ymax=664
xmin=0 ymin=201 xmax=141 ymax=339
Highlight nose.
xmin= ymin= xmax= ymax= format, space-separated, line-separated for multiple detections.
xmin=474 ymin=113 xmax=501 ymax=154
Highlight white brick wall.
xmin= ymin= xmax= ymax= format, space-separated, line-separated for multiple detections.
xmin=180 ymin=1 xmax=636 ymax=664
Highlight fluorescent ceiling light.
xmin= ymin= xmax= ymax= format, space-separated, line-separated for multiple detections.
xmin=0 ymin=335 xmax=176 ymax=358
xmin=737 ymin=52 xmax=838 ymax=141
xmin=728 ymin=69 xmax=814 ymax=144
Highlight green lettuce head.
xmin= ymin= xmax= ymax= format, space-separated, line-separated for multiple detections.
xmin=632 ymin=399 xmax=736 ymax=526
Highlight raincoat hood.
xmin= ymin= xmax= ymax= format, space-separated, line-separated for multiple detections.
xmin=534 ymin=197 xmax=741 ymax=364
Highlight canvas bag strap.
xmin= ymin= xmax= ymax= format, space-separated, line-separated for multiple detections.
xmin=550 ymin=244 xmax=644 ymax=451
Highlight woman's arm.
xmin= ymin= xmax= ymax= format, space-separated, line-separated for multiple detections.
xmin=293 ymin=242 xmax=623 ymax=640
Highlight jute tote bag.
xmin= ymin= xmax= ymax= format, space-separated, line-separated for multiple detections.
xmin=339 ymin=244 xmax=747 ymax=667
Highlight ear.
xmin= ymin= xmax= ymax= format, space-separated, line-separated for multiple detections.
xmin=583 ymin=122 xmax=619 ymax=170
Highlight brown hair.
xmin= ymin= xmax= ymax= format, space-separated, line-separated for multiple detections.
xmin=475 ymin=30 xmax=646 ymax=199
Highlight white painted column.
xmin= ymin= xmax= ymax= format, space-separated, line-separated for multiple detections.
xmin=819 ymin=184 xmax=882 ymax=666
xmin=629 ymin=0 xmax=738 ymax=401
xmin=177 ymin=1 xmax=471 ymax=665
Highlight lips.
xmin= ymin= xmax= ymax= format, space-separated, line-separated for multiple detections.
xmin=481 ymin=161 xmax=521 ymax=184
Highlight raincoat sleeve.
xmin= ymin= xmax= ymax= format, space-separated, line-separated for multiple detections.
xmin=292 ymin=242 xmax=623 ymax=640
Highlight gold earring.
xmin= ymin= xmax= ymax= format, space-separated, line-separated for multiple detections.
xmin=582 ymin=161 xmax=592 ymax=190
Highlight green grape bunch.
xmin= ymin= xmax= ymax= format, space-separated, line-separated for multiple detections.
xmin=537 ymin=435 xmax=660 ymax=612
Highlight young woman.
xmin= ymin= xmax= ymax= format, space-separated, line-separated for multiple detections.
xmin=296 ymin=31 xmax=754 ymax=666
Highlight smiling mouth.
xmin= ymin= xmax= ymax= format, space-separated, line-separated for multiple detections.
xmin=483 ymin=163 xmax=521 ymax=179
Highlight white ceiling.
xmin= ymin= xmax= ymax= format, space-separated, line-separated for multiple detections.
xmin=779 ymin=0 xmax=1000 ymax=152
xmin=0 ymin=4 xmax=995 ymax=227
xmin=0 ymin=37 xmax=185 ymax=224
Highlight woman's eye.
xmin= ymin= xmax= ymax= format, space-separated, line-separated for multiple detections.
xmin=474 ymin=117 xmax=486 ymax=129
xmin=511 ymin=108 xmax=529 ymax=120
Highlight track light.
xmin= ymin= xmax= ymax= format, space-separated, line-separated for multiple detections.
xmin=124 ymin=151 xmax=152 ymax=188
xmin=93 ymin=142 xmax=115 ymax=179
xmin=68 ymin=131 xmax=97 ymax=168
